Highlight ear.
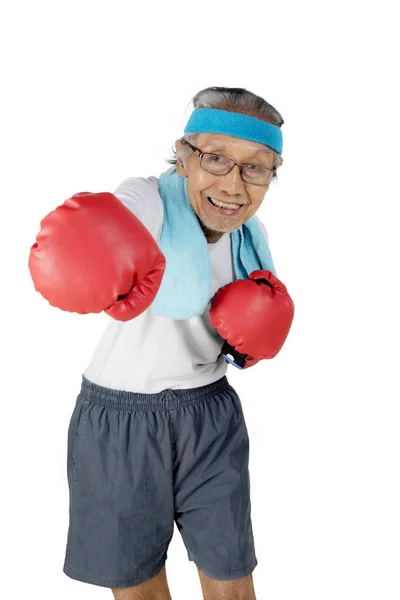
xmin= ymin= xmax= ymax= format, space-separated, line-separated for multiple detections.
xmin=175 ymin=140 xmax=188 ymax=178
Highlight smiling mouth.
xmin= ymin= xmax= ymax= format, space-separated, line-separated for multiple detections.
xmin=207 ymin=196 xmax=243 ymax=210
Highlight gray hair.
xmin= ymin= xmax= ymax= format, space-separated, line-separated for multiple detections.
xmin=168 ymin=86 xmax=284 ymax=182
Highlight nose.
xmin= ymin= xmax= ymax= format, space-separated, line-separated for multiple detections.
xmin=216 ymin=164 xmax=245 ymax=197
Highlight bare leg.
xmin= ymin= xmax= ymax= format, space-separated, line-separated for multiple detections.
xmin=198 ymin=567 xmax=256 ymax=600
xmin=112 ymin=565 xmax=172 ymax=600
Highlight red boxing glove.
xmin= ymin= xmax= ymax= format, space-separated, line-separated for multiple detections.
xmin=28 ymin=192 xmax=166 ymax=321
xmin=209 ymin=270 xmax=295 ymax=369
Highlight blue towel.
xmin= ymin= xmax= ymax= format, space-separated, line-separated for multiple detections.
xmin=150 ymin=167 xmax=277 ymax=320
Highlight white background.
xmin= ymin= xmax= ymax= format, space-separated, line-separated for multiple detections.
xmin=1 ymin=1 xmax=399 ymax=598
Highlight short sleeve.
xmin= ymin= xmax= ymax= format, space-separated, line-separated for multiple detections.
xmin=113 ymin=176 xmax=164 ymax=242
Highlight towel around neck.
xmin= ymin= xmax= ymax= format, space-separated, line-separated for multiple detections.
xmin=150 ymin=167 xmax=276 ymax=320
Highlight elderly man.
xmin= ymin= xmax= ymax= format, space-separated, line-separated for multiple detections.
xmin=29 ymin=86 xmax=294 ymax=600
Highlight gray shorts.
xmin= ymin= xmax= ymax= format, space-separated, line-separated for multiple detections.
xmin=63 ymin=375 xmax=257 ymax=588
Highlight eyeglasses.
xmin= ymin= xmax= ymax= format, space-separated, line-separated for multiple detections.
xmin=182 ymin=140 xmax=275 ymax=186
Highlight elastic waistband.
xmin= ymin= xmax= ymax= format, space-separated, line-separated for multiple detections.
xmin=80 ymin=375 xmax=231 ymax=412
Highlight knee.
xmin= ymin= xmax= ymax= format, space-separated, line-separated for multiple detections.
xmin=112 ymin=590 xmax=171 ymax=600
xmin=111 ymin=564 xmax=171 ymax=599
xmin=214 ymin=595 xmax=254 ymax=600
xmin=211 ymin=595 xmax=252 ymax=600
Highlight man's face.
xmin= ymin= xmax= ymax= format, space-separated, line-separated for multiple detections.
xmin=176 ymin=133 xmax=276 ymax=242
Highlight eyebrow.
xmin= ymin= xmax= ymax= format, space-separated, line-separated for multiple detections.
xmin=204 ymin=143 xmax=272 ymax=155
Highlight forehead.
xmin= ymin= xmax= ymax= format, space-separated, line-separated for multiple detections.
xmin=196 ymin=133 xmax=273 ymax=157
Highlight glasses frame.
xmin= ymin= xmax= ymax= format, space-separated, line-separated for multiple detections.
xmin=182 ymin=140 xmax=275 ymax=186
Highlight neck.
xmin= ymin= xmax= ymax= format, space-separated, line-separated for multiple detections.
xmin=198 ymin=219 xmax=224 ymax=244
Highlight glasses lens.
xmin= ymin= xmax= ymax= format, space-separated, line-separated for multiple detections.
xmin=201 ymin=153 xmax=233 ymax=175
xmin=242 ymin=165 xmax=273 ymax=186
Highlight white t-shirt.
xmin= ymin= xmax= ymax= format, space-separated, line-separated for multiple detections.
xmin=84 ymin=175 xmax=270 ymax=393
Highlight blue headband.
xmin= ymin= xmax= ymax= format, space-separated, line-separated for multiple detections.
xmin=184 ymin=108 xmax=283 ymax=155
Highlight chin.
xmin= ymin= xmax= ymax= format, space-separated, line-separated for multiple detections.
xmin=204 ymin=212 xmax=245 ymax=230
xmin=199 ymin=215 xmax=229 ymax=231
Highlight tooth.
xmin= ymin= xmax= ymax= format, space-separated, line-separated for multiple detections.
xmin=210 ymin=197 xmax=240 ymax=209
